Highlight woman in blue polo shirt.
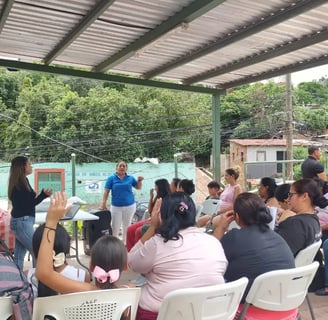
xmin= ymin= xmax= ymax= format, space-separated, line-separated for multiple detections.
xmin=100 ymin=161 xmax=143 ymax=243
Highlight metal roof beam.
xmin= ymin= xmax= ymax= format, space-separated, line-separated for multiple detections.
xmin=93 ymin=0 xmax=226 ymax=72
xmin=43 ymin=0 xmax=116 ymax=65
xmin=0 ymin=59 xmax=223 ymax=95
xmin=144 ymin=0 xmax=327 ymax=79
xmin=0 ymin=0 xmax=14 ymax=33
xmin=184 ymin=28 xmax=328 ymax=84
xmin=219 ymin=55 xmax=328 ymax=89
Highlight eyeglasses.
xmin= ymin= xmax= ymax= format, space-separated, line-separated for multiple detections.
xmin=288 ymin=192 xmax=297 ymax=198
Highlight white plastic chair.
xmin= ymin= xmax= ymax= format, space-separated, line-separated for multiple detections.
xmin=237 ymin=262 xmax=319 ymax=320
xmin=195 ymin=204 xmax=203 ymax=221
xmin=201 ymin=199 xmax=221 ymax=216
xmin=294 ymin=239 xmax=322 ymax=320
xmin=295 ymin=240 xmax=322 ymax=268
xmin=32 ymin=287 xmax=141 ymax=320
xmin=157 ymin=277 xmax=248 ymax=320
xmin=228 ymin=220 xmax=240 ymax=231
xmin=0 ymin=296 xmax=13 ymax=320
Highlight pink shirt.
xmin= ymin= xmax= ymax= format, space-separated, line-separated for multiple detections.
xmin=220 ymin=184 xmax=240 ymax=211
xmin=316 ymin=193 xmax=328 ymax=226
xmin=317 ymin=207 xmax=328 ymax=226
xmin=128 ymin=227 xmax=227 ymax=312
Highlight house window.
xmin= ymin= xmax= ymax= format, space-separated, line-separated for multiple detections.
xmin=256 ymin=151 xmax=266 ymax=162
xmin=276 ymin=151 xmax=286 ymax=173
xmin=34 ymin=169 xmax=65 ymax=193
xmin=241 ymin=152 xmax=244 ymax=162
xmin=232 ymin=153 xmax=235 ymax=161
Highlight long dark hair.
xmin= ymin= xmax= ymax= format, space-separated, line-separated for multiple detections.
xmin=91 ymin=235 xmax=127 ymax=289
xmin=149 ymin=179 xmax=171 ymax=213
xmin=33 ymin=224 xmax=71 ymax=297
xmin=234 ymin=193 xmax=272 ymax=232
xmin=158 ymin=192 xmax=196 ymax=242
xmin=260 ymin=177 xmax=277 ymax=200
xmin=155 ymin=179 xmax=171 ymax=199
xmin=8 ymin=156 xmax=30 ymax=200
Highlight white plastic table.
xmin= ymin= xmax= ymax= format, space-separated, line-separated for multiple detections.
xmin=35 ymin=210 xmax=99 ymax=224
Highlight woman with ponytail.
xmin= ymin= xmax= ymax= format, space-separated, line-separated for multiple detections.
xmin=212 ymin=192 xmax=296 ymax=320
xmin=128 ymin=192 xmax=227 ymax=320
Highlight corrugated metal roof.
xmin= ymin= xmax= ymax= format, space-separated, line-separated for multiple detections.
xmin=230 ymin=139 xmax=316 ymax=147
xmin=0 ymin=0 xmax=328 ymax=90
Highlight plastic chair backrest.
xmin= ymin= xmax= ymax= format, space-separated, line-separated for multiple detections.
xmin=294 ymin=239 xmax=322 ymax=320
xmin=238 ymin=262 xmax=319 ymax=319
xmin=157 ymin=277 xmax=248 ymax=320
xmin=0 ymin=296 xmax=13 ymax=319
xmin=228 ymin=220 xmax=240 ymax=231
xmin=32 ymin=287 xmax=141 ymax=320
xmin=295 ymin=239 xmax=322 ymax=267
xmin=201 ymin=199 xmax=221 ymax=216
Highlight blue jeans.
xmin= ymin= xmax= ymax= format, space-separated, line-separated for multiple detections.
xmin=323 ymin=239 xmax=328 ymax=286
xmin=10 ymin=215 xmax=36 ymax=270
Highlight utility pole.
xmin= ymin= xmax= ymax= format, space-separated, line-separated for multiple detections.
xmin=285 ymin=73 xmax=293 ymax=181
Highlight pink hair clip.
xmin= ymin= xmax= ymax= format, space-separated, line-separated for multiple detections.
xmin=93 ymin=266 xmax=120 ymax=284
xmin=177 ymin=201 xmax=188 ymax=214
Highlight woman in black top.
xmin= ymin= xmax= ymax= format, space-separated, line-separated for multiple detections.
xmin=212 ymin=192 xmax=295 ymax=319
xmin=276 ymin=178 xmax=323 ymax=256
xmin=8 ymin=156 xmax=52 ymax=270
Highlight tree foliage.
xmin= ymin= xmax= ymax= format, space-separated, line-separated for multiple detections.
xmin=0 ymin=69 xmax=213 ymax=163
xmin=1 ymin=67 xmax=328 ymax=165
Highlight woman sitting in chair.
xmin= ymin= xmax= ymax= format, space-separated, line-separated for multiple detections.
xmin=274 ymin=183 xmax=296 ymax=224
xmin=275 ymin=179 xmax=323 ymax=257
xmin=126 ymin=178 xmax=171 ymax=252
xmin=198 ymin=168 xmax=242 ymax=227
xmin=258 ymin=177 xmax=280 ymax=208
xmin=212 ymin=192 xmax=296 ymax=320
xmin=128 ymin=192 xmax=227 ymax=320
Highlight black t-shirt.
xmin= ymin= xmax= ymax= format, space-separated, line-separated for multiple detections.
xmin=301 ymin=156 xmax=324 ymax=179
xmin=276 ymin=214 xmax=321 ymax=256
xmin=221 ymin=225 xmax=295 ymax=302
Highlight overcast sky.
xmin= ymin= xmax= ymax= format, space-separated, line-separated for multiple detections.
xmin=273 ymin=64 xmax=328 ymax=86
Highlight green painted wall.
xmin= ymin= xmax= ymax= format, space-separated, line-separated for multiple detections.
xmin=0 ymin=161 xmax=195 ymax=205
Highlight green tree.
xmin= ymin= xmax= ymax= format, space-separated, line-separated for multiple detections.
xmin=294 ymin=81 xmax=328 ymax=106
xmin=0 ymin=69 xmax=20 ymax=109
xmin=221 ymin=82 xmax=286 ymax=141
xmin=4 ymin=108 xmax=32 ymax=160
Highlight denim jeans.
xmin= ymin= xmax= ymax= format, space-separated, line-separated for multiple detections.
xmin=10 ymin=215 xmax=36 ymax=270
xmin=323 ymin=239 xmax=328 ymax=286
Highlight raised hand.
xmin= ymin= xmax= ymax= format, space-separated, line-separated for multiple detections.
xmin=150 ymin=198 xmax=162 ymax=229
xmin=46 ymin=191 xmax=72 ymax=224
